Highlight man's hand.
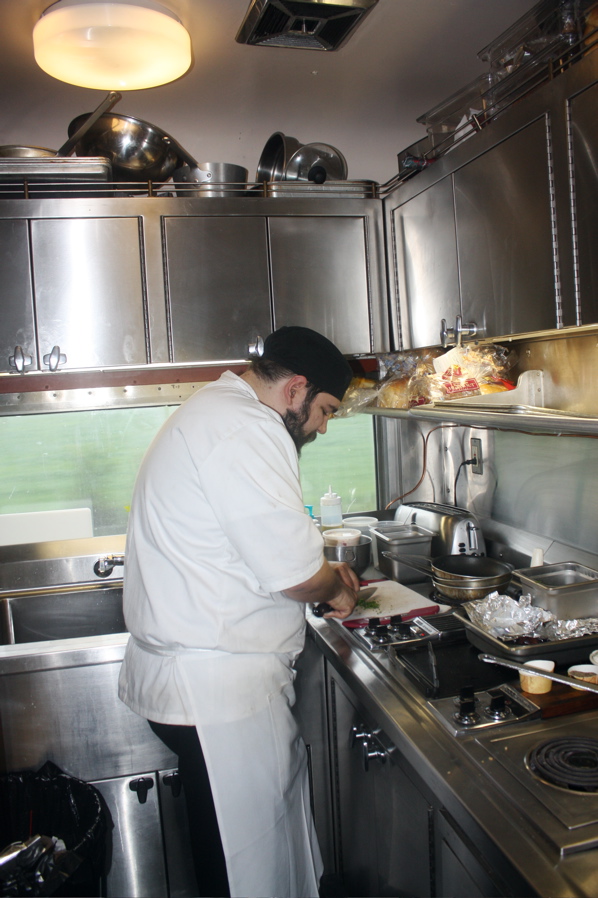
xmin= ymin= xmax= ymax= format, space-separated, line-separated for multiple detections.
xmin=283 ymin=560 xmax=359 ymax=619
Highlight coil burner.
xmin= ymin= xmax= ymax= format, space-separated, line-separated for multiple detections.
xmin=527 ymin=737 xmax=598 ymax=792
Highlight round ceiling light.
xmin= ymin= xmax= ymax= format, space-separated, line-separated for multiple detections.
xmin=33 ymin=0 xmax=192 ymax=90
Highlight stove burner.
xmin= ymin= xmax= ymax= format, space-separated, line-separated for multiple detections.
xmin=527 ymin=737 xmax=598 ymax=792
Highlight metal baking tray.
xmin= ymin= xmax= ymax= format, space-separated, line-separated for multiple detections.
xmin=453 ymin=606 xmax=598 ymax=665
xmin=0 ymin=157 xmax=113 ymax=198
xmin=513 ymin=562 xmax=598 ymax=618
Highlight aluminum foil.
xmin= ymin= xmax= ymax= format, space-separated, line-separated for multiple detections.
xmin=464 ymin=592 xmax=598 ymax=641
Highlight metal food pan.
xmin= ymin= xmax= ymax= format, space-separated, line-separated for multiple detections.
xmin=453 ymin=606 xmax=598 ymax=666
xmin=371 ymin=524 xmax=432 ymax=584
xmin=513 ymin=562 xmax=598 ymax=618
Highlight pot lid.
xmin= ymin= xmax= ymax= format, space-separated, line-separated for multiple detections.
xmin=284 ymin=142 xmax=348 ymax=182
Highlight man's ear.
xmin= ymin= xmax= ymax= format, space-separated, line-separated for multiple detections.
xmin=284 ymin=374 xmax=309 ymax=407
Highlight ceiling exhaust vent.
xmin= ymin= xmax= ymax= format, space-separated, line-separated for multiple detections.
xmin=236 ymin=0 xmax=379 ymax=51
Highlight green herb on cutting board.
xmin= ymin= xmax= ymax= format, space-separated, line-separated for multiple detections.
xmin=356 ymin=596 xmax=381 ymax=612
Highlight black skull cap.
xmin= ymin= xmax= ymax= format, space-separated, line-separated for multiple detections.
xmin=262 ymin=326 xmax=353 ymax=401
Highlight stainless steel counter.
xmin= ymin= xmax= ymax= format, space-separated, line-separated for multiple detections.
xmin=308 ymin=613 xmax=598 ymax=898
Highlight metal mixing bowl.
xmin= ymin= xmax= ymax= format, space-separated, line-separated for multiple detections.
xmin=67 ymin=112 xmax=182 ymax=182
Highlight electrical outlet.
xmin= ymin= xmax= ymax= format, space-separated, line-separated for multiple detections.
xmin=470 ymin=437 xmax=483 ymax=474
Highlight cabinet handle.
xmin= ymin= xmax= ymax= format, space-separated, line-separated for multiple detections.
xmin=162 ymin=771 xmax=182 ymax=797
xmin=351 ymin=726 xmax=387 ymax=771
xmin=247 ymin=336 xmax=264 ymax=357
xmin=361 ymin=737 xmax=387 ymax=772
xmin=8 ymin=346 xmax=33 ymax=373
xmin=350 ymin=726 xmax=370 ymax=748
xmin=129 ymin=776 xmax=154 ymax=804
xmin=440 ymin=317 xmax=478 ymax=348
xmin=42 ymin=345 xmax=67 ymax=371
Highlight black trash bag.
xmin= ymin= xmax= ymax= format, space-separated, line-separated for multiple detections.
xmin=0 ymin=761 xmax=112 ymax=897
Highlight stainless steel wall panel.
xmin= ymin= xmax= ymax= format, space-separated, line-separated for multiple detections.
xmin=268 ymin=215 xmax=376 ymax=355
xmin=392 ymin=177 xmax=460 ymax=349
xmin=30 ymin=218 xmax=148 ymax=369
xmin=163 ymin=216 xmax=272 ymax=363
xmin=570 ymin=80 xmax=598 ymax=326
xmin=454 ymin=118 xmax=558 ymax=339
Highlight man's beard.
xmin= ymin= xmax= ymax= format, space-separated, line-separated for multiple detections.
xmin=283 ymin=398 xmax=318 ymax=454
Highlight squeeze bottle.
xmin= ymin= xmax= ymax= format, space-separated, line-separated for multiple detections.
xmin=320 ymin=486 xmax=343 ymax=531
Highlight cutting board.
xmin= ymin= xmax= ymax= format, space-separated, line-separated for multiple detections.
xmin=343 ymin=579 xmax=449 ymax=629
xmin=0 ymin=508 xmax=93 ymax=546
xmin=518 ymin=682 xmax=598 ymax=718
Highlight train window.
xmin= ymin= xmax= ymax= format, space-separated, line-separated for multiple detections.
xmin=0 ymin=403 xmax=376 ymax=543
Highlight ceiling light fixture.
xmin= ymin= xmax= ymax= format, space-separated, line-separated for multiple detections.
xmin=32 ymin=0 xmax=192 ymax=90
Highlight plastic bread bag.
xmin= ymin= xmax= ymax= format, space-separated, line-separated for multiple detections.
xmin=336 ymin=377 xmax=379 ymax=417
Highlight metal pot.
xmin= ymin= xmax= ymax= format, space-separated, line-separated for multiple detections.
xmin=324 ymin=535 xmax=371 ymax=577
xmin=67 ymin=111 xmax=189 ymax=182
xmin=255 ymin=132 xmax=302 ymax=182
xmin=384 ymin=553 xmax=512 ymax=602
xmin=172 ymin=162 xmax=249 ymax=197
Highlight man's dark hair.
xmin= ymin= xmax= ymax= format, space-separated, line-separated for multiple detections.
xmin=249 ymin=357 xmax=320 ymax=404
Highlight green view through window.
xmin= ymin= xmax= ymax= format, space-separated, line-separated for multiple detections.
xmin=0 ymin=406 xmax=376 ymax=542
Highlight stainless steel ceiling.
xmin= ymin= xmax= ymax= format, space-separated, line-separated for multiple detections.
xmin=0 ymin=0 xmax=539 ymax=183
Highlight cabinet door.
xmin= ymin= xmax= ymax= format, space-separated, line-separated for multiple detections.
xmin=269 ymin=216 xmax=373 ymax=355
xmin=91 ymin=773 xmax=168 ymax=898
xmin=157 ymin=768 xmax=198 ymax=898
xmin=31 ymin=218 xmax=148 ymax=370
xmin=0 ymin=219 xmax=37 ymax=373
xmin=328 ymin=674 xmax=433 ymax=897
xmin=570 ymin=80 xmax=598 ymax=326
xmin=454 ymin=118 xmax=557 ymax=338
xmin=372 ymin=737 xmax=434 ymax=897
xmin=392 ymin=177 xmax=461 ymax=349
xmin=163 ymin=216 xmax=271 ymax=362
xmin=328 ymin=674 xmax=379 ymax=897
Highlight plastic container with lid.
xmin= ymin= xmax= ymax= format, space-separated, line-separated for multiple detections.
xmin=319 ymin=486 xmax=343 ymax=531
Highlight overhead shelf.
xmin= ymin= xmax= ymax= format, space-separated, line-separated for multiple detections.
xmin=363 ymin=370 xmax=598 ymax=435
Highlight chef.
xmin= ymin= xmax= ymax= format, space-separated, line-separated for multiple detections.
xmin=118 ymin=326 xmax=359 ymax=898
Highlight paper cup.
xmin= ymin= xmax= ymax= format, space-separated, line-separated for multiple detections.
xmin=323 ymin=528 xmax=361 ymax=547
xmin=567 ymin=664 xmax=598 ymax=690
xmin=519 ymin=660 xmax=555 ymax=694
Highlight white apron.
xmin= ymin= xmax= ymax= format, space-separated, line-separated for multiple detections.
xmin=134 ymin=638 xmax=323 ymax=898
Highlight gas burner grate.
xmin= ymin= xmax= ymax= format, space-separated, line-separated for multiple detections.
xmin=528 ymin=737 xmax=598 ymax=792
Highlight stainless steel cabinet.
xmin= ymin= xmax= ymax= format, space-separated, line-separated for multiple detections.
xmin=0 ymin=645 xmax=197 ymax=897
xmin=454 ymin=118 xmax=556 ymax=340
xmin=163 ymin=216 xmax=271 ymax=363
xmin=1 ymin=219 xmax=35 ymax=374
xmin=389 ymin=120 xmax=556 ymax=350
xmin=3 ymin=217 xmax=148 ymax=373
xmin=269 ymin=216 xmax=377 ymax=355
xmin=570 ymin=79 xmax=598 ymax=326
xmin=327 ymin=672 xmax=434 ymax=897
xmin=392 ymin=178 xmax=460 ymax=349
xmin=92 ymin=768 xmax=196 ymax=898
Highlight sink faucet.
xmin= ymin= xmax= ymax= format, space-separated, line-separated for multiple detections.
xmin=94 ymin=554 xmax=125 ymax=578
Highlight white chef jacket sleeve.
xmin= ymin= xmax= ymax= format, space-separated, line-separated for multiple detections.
xmin=199 ymin=417 xmax=324 ymax=594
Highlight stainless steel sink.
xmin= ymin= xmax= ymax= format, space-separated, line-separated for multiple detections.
xmin=0 ymin=583 xmax=126 ymax=644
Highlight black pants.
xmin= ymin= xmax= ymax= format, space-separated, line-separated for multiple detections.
xmin=149 ymin=720 xmax=230 ymax=898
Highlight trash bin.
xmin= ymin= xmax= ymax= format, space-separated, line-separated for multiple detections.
xmin=0 ymin=760 xmax=112 ymax=897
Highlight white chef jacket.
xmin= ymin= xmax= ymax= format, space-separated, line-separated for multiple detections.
xmin=118 ymin=371 xmax=325 ymax=898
